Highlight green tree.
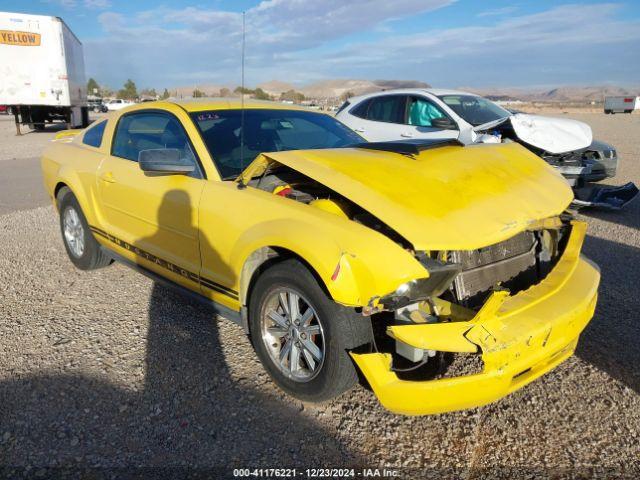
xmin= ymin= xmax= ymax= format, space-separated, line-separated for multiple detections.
xmin=87 ymin=78 xmax=100 ymax=95
xmin=234 ymin=86 xmax=254 ymax=95
xmin=192 ymin=88 xmax=205 ymax=98
xmin=253 ymin=88 xmax=271 ymax=100
xmin=118 ymin=79 xmax=138 ymax=100
xmin=219 ymin=87 xmax=231 ymax=97
xmin=98 ymin=85 xmax=113 ymax=97
xmin=140 ymin=88 xmax=157 ymax=98
xmin=161 ymin=88 xmax=170 ymax=100
xmin=340 ymin=90 xmax=354 ymax=102
xmin=280 ymin=89 xmax=305 ymax=103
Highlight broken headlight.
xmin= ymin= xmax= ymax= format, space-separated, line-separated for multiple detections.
xmin=379 ymin=257 xmax=461 ymax=310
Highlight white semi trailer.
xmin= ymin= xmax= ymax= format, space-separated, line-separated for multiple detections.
xmin=0 ymin=11 xmax=88 ymax=131
xmin=604 ymin=96 xmax=640 ymax=114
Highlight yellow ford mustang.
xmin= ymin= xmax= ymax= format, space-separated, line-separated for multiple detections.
xmin=41 ymin=100 xmax=600 ymax=415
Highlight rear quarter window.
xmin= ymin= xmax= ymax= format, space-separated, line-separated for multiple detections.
xmin=349 ymin=99 xmax=371 ymax=119
xmin=82 ymin=120 xmax=107 ymax=148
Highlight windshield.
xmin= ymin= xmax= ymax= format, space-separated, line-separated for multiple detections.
xmin=191 ymin=108 xmax=363 ymax=179
xmin=438 ymin=95 xmax=511 ymax=126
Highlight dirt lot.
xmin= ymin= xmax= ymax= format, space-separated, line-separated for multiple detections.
xmin=0 ymin=112 xmax=639 ymax=478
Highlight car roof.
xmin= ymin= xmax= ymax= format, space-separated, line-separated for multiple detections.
xmin=166 ymin=98 xmax=314 ymax=113
xmin=348 ymin=88 xmax=477 ymax=103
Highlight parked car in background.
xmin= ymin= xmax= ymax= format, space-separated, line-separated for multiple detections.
xmin=40 ymin=99 xmax=600 ymax=415
xmin=106 ymin=99 xmax=134 ymax=111
xmin=0 ymin=105 xmax=12 ymax=115
xmin=337 ymin=89 xmax=638 ymax=209
xmin=604 ymin=96 xmax=639 ymax=114
xmin=87 ymin=95 xmax=107 ymax=113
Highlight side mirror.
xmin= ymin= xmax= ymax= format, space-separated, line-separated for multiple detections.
xmin=431 ymin=117 xmax=457 ymax=130
xmin=138 ymin=149 xmax=195 ymax=175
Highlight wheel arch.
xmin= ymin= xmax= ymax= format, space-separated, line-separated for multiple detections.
xmin=50 ymin=168 xmax=100 ymax=227
xmin=239 ymin=246 xmax=334 ymax=309
xmin=54 ymin=181 xmax=71 ymax=206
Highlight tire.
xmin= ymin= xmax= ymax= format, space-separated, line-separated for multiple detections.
xmin=249 ymin=258 xmax=372 ymax=402
xmin=604 ymin=110 xmax=611 ymax=114
xmin=6 ymin=106 xmax=12 ymax=116
xmin=57 ymin=188 xmax=113 ymax=270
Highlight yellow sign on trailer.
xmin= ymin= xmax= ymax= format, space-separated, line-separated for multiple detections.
xmin=0 ymin=30 xmax=41 ymax=46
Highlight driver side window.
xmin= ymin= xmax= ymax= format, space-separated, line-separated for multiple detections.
xmin=406 ymin=96 xmax=448 ymax=127
xmin=112 ymin=112 xmax=198 ymax=167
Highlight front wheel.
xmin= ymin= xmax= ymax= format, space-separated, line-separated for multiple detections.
xmin=249 ymin=259 xmax=372 ymax=402
xmin=58 ymin=188 xmax=113 ymax=270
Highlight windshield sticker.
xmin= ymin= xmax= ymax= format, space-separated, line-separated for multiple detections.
xmin=197 ymin=112 xmax=220 ymax=121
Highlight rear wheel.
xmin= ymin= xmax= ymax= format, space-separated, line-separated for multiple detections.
xmin=249 ymin=259 xmax=372 ymax=402
xmin=57 ymin=188 xmax=113 ymax=270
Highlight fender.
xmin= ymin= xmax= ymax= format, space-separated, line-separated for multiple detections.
xmin=232 ymin=216 xmax=427 ymax=307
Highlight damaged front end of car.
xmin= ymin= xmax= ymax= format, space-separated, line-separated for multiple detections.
xmin=353 ymin=218 xmax=599 ymax=415
xmin=238 ymin=142 xmax=600 ymax=415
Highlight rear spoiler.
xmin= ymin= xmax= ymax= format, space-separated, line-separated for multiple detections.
xmin=53 ymin=129 xmax=82 ymax=142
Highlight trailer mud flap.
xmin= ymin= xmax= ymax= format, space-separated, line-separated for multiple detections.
xmin=572 ymin=182 xmax=639 ymax=210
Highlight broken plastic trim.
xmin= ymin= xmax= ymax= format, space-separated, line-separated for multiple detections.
xmin=348 ymin=138 xmax=464 ymax=156
xmin=379 ymin=259 xmax=461 ymax=310
xmin=572 ymin=182 xmax=639 ymax=210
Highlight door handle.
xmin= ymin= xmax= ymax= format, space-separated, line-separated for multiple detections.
xmin=400 ymin=132 xmax=413 ymax=138
xmin=354 ymin=127 xmax=365 ymax=133
xmin=99 ymin=172 xmax=115 ymax=183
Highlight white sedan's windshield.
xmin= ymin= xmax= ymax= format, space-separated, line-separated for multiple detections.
xmin=438 ymin=95 xmax=511 ymax=126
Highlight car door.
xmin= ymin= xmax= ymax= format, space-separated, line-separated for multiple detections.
xmin=347 ymin=94 xmax=408 ymax=141
xmin=401 ymin=95 xmax=459 ymax=141
xmin=96 ymin=110 xmax=206 ymax=291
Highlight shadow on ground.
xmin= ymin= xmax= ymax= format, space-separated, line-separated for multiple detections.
xmin=580 ymin=193 xmax=640 ymax=230
xmin=576 ymin=233 xmax=640 ymax=394
xmin=0 ymin=284 xmax=359 ymax=475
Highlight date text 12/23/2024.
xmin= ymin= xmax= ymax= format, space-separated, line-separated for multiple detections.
xmin=233 ymin=468 xmax=400 ymax=478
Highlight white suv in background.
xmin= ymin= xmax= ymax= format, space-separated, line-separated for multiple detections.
xmin=336 ymin=88 xmax=636 ymax=209
xmin=336 ymin=88 xmax=470 ymax=142
xmin=106 ymin=99 xmax=135 ymax=111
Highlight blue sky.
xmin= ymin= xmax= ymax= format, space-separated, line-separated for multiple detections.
xmin=3 ymin=0 xmax=640 ymax=91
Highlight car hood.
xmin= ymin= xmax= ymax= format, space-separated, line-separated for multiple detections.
xmin=241 ymin=142 xmax=573 ymax=251
xmin=475 ymin=113 xmax=592 ymax=154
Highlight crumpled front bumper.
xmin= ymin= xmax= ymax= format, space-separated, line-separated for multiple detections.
xmin=351 ymin=221 xmax=600 ymax=416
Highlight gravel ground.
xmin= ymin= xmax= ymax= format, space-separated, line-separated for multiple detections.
xmin=0 ymin=112 xmax=638 ymax=478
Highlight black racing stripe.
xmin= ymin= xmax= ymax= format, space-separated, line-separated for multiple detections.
xmin=200 ymin=280 xmax=239 ymax=299
xmin=89 ymin=225 xmax=238 ymax=300
xmin=199 ymin=276 xmax=238 ymax=296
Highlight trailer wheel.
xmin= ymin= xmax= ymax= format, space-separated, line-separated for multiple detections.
xmin=604 ymin=109 xmax=611 ymax=114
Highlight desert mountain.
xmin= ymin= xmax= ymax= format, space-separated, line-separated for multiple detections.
xmin=256 ymin=80 xmax=297 ymax=96
xmin=299 ymin=79 xmax=431 ymax=99
xmin=465 ymin=85 xmax=639 ymax=102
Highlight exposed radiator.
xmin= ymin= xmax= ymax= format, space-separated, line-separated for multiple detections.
xmin=450 ymin=231 xmax=538 ymax=304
